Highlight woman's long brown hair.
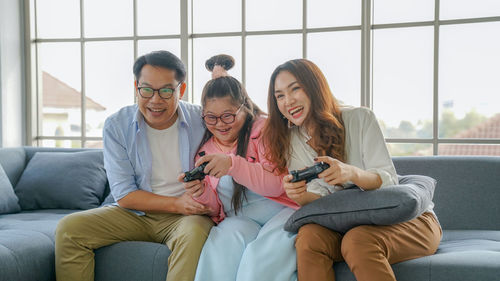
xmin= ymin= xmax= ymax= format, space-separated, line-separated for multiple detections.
xmin=262 ymin=59 xmax=345 ymax=173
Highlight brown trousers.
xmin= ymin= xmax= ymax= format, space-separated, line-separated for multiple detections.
xmin=295 ymin=212 xmax=442 ymax=281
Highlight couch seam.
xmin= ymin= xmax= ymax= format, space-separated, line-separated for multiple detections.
xmin=0 ymin=241 xmax=23 ymax=279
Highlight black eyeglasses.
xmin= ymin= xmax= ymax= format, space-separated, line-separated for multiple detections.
xmin=202 ymin=104 xmax=245 ymax=125
xmin=137 ymin=83 xmax=181 ymax=99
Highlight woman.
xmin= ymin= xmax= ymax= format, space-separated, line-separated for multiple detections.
xmin=263 ymin=58 xmax=442 ymax=281
xmin=181 ymin=54 xmax=299 ymax=281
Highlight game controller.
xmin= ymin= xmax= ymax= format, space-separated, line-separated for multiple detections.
xmin=290 ymin=162 xmax=330 ymax=183
xmin=183 ymin=151 xmax=208 ymax=182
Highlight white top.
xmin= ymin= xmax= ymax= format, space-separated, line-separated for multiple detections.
xmin=145 ymin=119 xmax=185 ymax=197
xmin=288 ymin=106 xmax=398 ymax=196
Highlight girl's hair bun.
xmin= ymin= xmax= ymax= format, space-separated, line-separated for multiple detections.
xmin=205 ymin=54 xmax=235 ymax=72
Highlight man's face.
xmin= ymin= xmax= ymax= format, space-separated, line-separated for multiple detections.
xmin=136 ymin=64 xmax=185 ymax=130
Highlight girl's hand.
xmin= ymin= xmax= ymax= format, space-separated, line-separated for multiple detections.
xmin=177 ymin=173 xmax=205 ymax=197
xmin=283 ymin=174 xmax=307 ymax=200
xmin=316 ymin=156 xmax=356 ymax=186
xmin=196 ymin=153 xmax=232 ymax=178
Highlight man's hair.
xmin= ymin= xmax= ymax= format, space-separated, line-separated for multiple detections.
xmin=133 ymin=50 xmax=186 ymax=82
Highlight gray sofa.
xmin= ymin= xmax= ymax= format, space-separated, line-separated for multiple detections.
xmin=0 ymin=147 xmax=499 ymax=281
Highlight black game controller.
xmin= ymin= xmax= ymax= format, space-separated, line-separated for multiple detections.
xmin=183 ymin=152 xmax=208 ymax=182
xmin=290 ymin=162 xmax=330 ymax=183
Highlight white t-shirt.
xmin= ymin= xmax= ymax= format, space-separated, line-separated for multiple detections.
xmin=288 ymin=106 xmax=399 ymax=196
xmin=145 ymin=119 xmax=185 ymax=197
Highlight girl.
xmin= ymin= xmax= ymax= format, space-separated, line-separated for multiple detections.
xmin=263 ymin=59 xmax=442 ymax=281
xmin=181 ymin=55 xmax=299 ymax=281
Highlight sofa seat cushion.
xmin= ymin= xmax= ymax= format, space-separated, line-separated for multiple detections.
xmin=95 ymin=241 xmax=171 ymax=281
xmin=332 ymin=229 xmax=500 ymax=281
xmin=0 ymin=209 xmax=77 ymax=242
xmin=0 ymin=229 xmax=55 ymax=281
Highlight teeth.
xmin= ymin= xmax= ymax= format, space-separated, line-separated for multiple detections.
xmin=290 ymin=107 xmax=303 ymax=115
xmin=149 ymin=108 xmax=165 ymax=112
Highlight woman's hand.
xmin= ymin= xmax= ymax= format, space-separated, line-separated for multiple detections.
xmin=316 ymin=156 xmax=356 ymax=186
xmin=196 ymin=153 xmax=232 ymax=178
xmin=283 ymin=175 xmax=320 ymax=205
xmin=283 ymin=174 xmax=307 ymax=200
xmin=177 ymin=173 xmax=205 ymax=197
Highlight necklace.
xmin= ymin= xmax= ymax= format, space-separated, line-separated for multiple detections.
xmin=214 ymin=137 xmax=237 ymax=153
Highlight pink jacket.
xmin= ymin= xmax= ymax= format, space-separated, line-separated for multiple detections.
xmin=193 ymin=117 xmax=299 ymax=223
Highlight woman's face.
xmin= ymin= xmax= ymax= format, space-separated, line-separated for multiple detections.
xmin=273 ymin=70 xmax=311 ymax=127
xmin=203 ymin=95 xmax=247 ymax=146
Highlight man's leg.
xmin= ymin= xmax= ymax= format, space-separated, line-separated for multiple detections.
xmin=341 ymin=212 xmax=442 ymax=281
xmin=295 ymin=223 xmax=343 ymax=281
xmin=151 ymin=214 xmax=214 ymax=281
xmin=55 ymin=206 xmax=151 ymax=281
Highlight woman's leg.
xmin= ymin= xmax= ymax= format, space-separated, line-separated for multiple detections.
xmin=194 ymin=216 xmax=261 ymax=281
xmin=341 ymin=212 xmax=442 ymax=281
xmin=236 ymin=208 xmax=298 ymax=281
xmin=295 ymin=224 xmax=343 ymax=281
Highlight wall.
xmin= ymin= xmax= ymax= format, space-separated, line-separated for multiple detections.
xmin=0 ymin=0 xmax=25 ymax=147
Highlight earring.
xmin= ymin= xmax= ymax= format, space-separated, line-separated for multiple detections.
xmin=287 ymin=119 xmax=294 ymax=129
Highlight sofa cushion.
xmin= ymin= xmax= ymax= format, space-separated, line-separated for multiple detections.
xmin=0 ymin=164 xmax=21 ymax=214
xmin=284 ymin=175 xmax=436 ymax=234
xmin=14 ymin=151 xmax=107 ymax=210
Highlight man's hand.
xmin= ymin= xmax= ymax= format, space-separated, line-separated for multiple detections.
xmin=316 ymin=156 xmax=355 ymax=186
xmin=174 ymin=192 xmax=212 ymax=215
xmin=196 ymin=153 xmax=232 ymax=178
xmin=178 ymin=173 xmax=205 ymax=197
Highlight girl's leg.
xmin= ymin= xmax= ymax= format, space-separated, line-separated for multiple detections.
xmin=295 ymin=224 xmax=343 ymax=281
xmin=194 ymin=216 xmax=261 ymax=281
xmin=236 ymin=208 xmax=298 ymax=281
xmin=341 ymin=212 xmax=442 ymax=281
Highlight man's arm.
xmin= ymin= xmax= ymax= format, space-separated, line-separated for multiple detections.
xmin=118 ymin=190 xmax=211 ymax=215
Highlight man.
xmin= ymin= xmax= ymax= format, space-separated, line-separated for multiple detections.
xmin=55 ymin=50 xmax=214 ymax=281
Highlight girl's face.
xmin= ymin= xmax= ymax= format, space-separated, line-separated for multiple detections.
xmin=203 ymin=95 xmax=247 ymax=146
xmin=273 ymin=70 xmax=311 ymax=127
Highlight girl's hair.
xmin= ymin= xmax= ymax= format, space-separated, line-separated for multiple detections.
xmin=262 ymin=59 xmax=345 ymax=174
xmin=200 ymin=54 xmax=264 ymax=214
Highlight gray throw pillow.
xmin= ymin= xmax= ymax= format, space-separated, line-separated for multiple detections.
xmin=284 ymin=175 xmax=436 ymax=234
xmin=14 ymin=151 xmax=107 ymax=210
xmin=0 ymin=164 xmax=21 ymax=214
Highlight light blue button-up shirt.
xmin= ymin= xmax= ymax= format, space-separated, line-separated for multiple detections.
xmin=103 ymin=101 xmax=205 ymax=210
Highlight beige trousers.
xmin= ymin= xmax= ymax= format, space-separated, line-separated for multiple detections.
xmin=295 ymin=212 xmax=442 ymax=281
xmin=55 ymin=206 xmax=214 ymax=281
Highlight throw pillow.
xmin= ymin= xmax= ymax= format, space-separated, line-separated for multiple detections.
xmin=14 ymin=150 xmax=107 ymax=210
xmin=0 ymin=164 xmax=21 ymax=214
xmin=284 ymin=175 xmax=436 ymax=234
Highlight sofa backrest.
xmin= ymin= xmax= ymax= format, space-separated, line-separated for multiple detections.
xmin=393 ymin=156 xmax=500 ymax=230
xmin=0 ymin=147 xmax=26 ymax=186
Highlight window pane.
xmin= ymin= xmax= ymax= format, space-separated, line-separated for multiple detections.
xmin=387 ymin=143 xmax=433 ymax=156
xmin=38 ymin=43 xmax=81 ymax=137
xmin=36 ymin=0 xmax=80 ymax=38
xmin=372 ymin=27 xmax=434 ymax=139
xmin=138 ymin=39 xmax=180 ymax=58
xmin=439 ymin=144 xmax=500 ymax=156
xmin=41 ymin=139 xmax=81 ymax=148
xmin=307 ymin=0 xmax=361 ymax=28
xmin=137 ymin=0 xmax=180 ymax=36
xmin=373 ymin=0 xmax=434 ymax=24
xmin=85 ymin=41 xmax=134 ymax=137
xmin=192 ymin=37 xmax=242 ymax=105
xmin=246 ymin=0 xmax=302 ymax=31
xmin=193 ymin=0 xmax=241 ymax=33
xmin=85 ymin=140 xmax=103 ymax=148
xmin=441 ymin=0 xmax=500 ymax=20
xmin=439 ymin=22 xmax=500 ymax=139
xmin=84 ymin=0 xmax=133 ymax=37
xmin=246 ymin=34 xmax=302 ymax=112
xmin=308 ymin=31 xmax=361 ymax=107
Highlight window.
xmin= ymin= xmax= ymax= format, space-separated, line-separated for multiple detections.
xmin=27 ymin=0 xmax=500 ymax=155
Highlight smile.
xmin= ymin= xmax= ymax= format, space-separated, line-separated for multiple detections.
xmin=288 ymin=106 xmax=304 ymax=117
